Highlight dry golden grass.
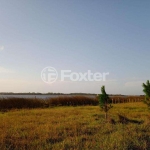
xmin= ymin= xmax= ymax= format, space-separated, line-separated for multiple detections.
xmin=0 ymin=102 xmax=150 ymax=150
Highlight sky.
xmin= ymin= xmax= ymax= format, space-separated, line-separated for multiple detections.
xmin=0 ymin=0 xmax=150 ymax=94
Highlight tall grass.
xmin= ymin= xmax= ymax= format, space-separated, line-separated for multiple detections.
xmin=46 ymin=96 xmax=98 ymax=106
xmin=0 ymin=95 xmax=144 ymax=110
xmin=0 ymin=103 xmax=150 ymax=150
xmin=0 ymin=98 xmax=45 ymax=110
xmin=0 ymin=96 xmax=98 ymax=110
xmin=110 ymin=96 xmax=144 ymax=103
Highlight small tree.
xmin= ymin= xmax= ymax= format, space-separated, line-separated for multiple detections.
xmin=142 ymin=80 xmax=150 ymax=107
xmin=98 ymin=86 xmax=112 ymax=120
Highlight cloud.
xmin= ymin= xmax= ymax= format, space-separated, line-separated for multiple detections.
xmin=0 ymin=66 xmax=14 ymax=73
xmin=0 ymin=46 xmax=4 ymax=51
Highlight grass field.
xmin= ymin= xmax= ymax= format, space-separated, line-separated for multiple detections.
xmin=0 ymin=102 xmax=150 ymax=150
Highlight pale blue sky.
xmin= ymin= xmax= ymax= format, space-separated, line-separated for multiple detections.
xmin=0 ymin=0 xmax=150 ymax=94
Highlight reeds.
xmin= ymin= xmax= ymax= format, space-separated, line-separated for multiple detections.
xmin=110 ymin=96 xmax=144 ymax=103
xmin=46 ymin=96 xmax=98 ymax=106
xmin=0 ymin=97 xmax=45 ymax=110
xmin=0 ymin=96 xmax=98 ymax=110
xmin=0 ymin=95 xmax=145 ymax=110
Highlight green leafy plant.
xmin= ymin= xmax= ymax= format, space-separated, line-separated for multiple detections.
xmin=142 ymin=80 xmax=150 ymax=107
xmin=98 ymin=86 xmax=112 ymax=120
